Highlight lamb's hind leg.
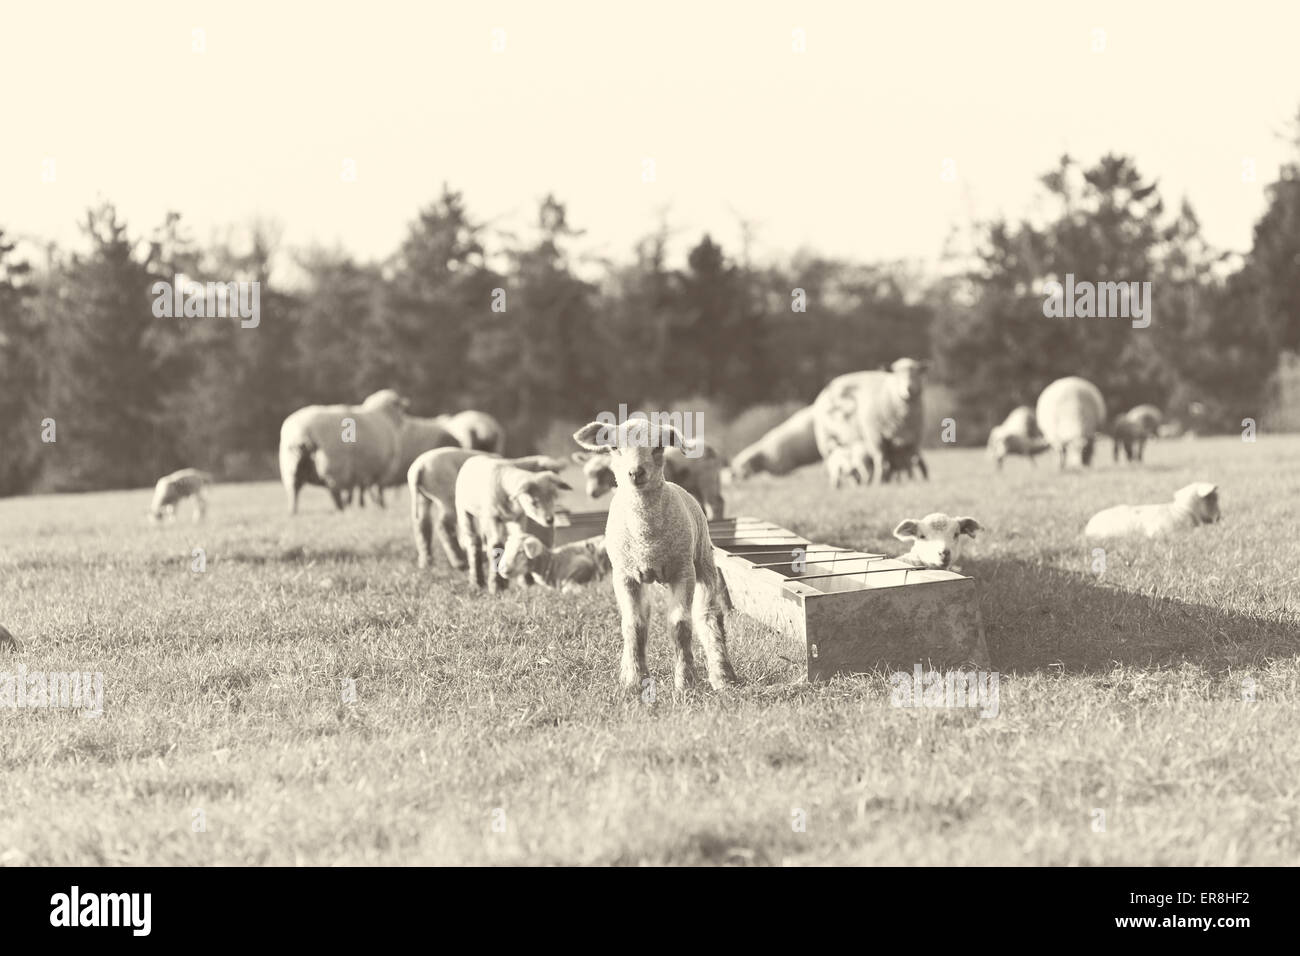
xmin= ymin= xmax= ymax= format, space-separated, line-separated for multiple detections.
xmin=667 ymin=575 xmax=698 ymax=691
xmin=433 ymin=501 xmax=468 ymax=571
xmin=613 ymin=576 xmax=650 ymax=690
xmin=693 ymin=563 xmax=738 ymax=690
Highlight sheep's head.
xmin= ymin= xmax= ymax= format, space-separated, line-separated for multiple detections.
xmin=890 ymin=357 xmax=930 ymax=402
xmin=511 ymin=472 xmax=571 ymax=526
xmin=573 ymin=419 xmax=687 ymax=493
xmin=893 ymin=513 xmax=982 ymax=570
xmin=498 ymin=532 xmax=546 ymax=579
xmin=1174 ymin=482 xmax=1220 ymax=525
xmin=360 ymin=389 xmax=410 ymax=424
xmin=571 ymin=451 xmax=617 ymax=499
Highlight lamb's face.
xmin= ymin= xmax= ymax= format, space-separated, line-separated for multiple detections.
xmin=890 ymin=358 xmax=929 ymax=402
xmin=572 ymin=420 xmax=684 ymax=493
xmin=513 ymin=473 xmax=570 ymax=526
xmin=893 ymin=512 xmax=981 ymax=570
xmin=572 ymin=452 xmax=617 ymax=499
xmin=1174 ymin=482 xmax=1220 ymax=525
xmin=498 ymin=533 xmax=545 ymax=578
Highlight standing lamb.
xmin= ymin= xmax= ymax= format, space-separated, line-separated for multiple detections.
xmin=987 ymin=406 xmax=1051 ymax=470
xmin=148 ymin=468 xmax=213 ymax=523
xmin=1035 ymin=376 xmax=1106 ymax=469
xmin=728 ymin=406 xmax=820 ymax=481
xmin=812 ymin=358 xmax=929 ymax=487
xmin=279 ymin=389 xmax=406 ymax=513
xmin=573 ymin=419 xmax=739 ymax=692
xmin=573 ymin=438 xmax=726 ymax=518
xmin=436 ymin=410 xmax=506 ymax=455
xmin=454 ymin=456 xmax=572 ymax=592
xmin=1111 ymin=404 xmax=1163 ymax=463
xmin=407 ymin=448 xmax=566 ymax=570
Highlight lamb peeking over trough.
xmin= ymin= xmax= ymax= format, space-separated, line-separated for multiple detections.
xmin=813 ymin=358 xmax=929 ymax=487
xmin=149 ymin=468 xmax=213 ymax=523
xmin=572 ymin=438 xmax=725 ymax=518
xmin=892 ymin=513 xmax=982 ymax=571
xmin=573 ymin=419 xmax=738 ymax=692
xmin=454 ymin=456 xmax=571 ymax=592
xmin=1084 ymin=482 xmax=1220 ymax=540
xmin=497 ymin=532 xmax=612 ymax=592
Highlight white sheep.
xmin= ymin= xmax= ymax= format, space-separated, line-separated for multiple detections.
xmin=1035 ymin=376 xmax=1106 ymax=469
xmin=454 ymin=456 xmax=572 ymax=591
xmin=1111 ymin=404 xmax=1163 ymax=463
xmin=496 ymin=531 xmax=611 ymax=592
xmin=1084 ymin=482 xmax=1220 ymax=539
xmin=436 ymin=410 xmax=506 ymax=454
xmin=892 ymin=513 xmax=983 ymax=571
xmin=407 ymin=448 xmax=566 ymax=570
xmin=573 ymin=419 xmax=738 ymax=692
xmin=987 ymin=406 xmax=1051 ymax=470
xmin=572 ymin=438 xmax=725 ymax=518
xmin=727 ymin=405 xmax=820 ymax=480
xmin=148 ymin=468 xmax=213 ymax=523
xmin=812 ymin=358 xmax=929 ymax=487
xmin=279 ymin=389 xmax=407 ymax=513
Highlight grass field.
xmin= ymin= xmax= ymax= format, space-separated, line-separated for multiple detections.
xmin=1 ymin=435 xmax=1297 ymax=866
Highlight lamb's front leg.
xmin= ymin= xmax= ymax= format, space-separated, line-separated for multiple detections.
xmin=667 ymin=575 xmax=698 ymax=691
xmin=613 ymin=576 xmax=650 ymax=690
xmin=459 ymin=512 xmax=485 ymax=588
xmin=486 ymin=519 xmax=508 ymax=594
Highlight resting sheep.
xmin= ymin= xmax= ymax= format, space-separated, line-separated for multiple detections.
xmin=497 ymin=532 xmax=612 ymax=592
xmin=279 ymin=389 xmax=406 ymax=513
xmin=573 ymin=419 xmax=738 ymax=692
xmin=408 ymin=449 xmax=566 ymax=570
xmin=148 ymin=468 xmax=212 ymax=522
xmin=454 ymin=456 xmax=572 ymax=592
xmin=987 ymin=406 xmax=1051 ymax=470
xmin=1035 ymin=376 xmax=1106 ymax=469
xmin=812 ymin=358 xmax=929 ymax=487
xmin=572 ymin=438 xmax=725 ymax=518
xmin=728 ymin=406 xmax=820 ymax=480
xmin=1112 ymin=404 xmax=1163 ymax=463
xmin=1084 ymin=482 xmax=1220 ymax=539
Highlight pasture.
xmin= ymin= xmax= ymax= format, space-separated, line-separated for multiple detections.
xmin=1 ymin=435 xmax=1297 ymax=865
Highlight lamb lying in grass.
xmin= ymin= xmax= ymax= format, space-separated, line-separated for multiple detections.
xmin=1084 ymin=482 xmax=1220 ymax=540
xmin=893 ymin=513 xmax=982 ymax=571
xmin=148 ymin=468 xmax=213 ymax=523
xmin=574 ymin=418 xmax=738 ymax=691
xmin=497 ymin=532 xmax=611 ymax=592
xmin=455 ymin=456 xmax=572 ymax=592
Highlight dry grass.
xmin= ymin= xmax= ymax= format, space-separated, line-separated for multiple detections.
xmin=1 ymin=435 xmax=1297 ymax=865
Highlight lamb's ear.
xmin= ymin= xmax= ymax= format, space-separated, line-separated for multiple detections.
xmin=523 ymin=536 xmax=545 ymax=559
xmin=573 ymin=421 xmax=615 ymax=451
xmin=893 ymin=520 xmax=919 ymax=541
xmin=956 ymin=517 xmax=982 ymax=538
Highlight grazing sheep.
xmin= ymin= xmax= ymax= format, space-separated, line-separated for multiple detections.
xmin=892 ymin=513 xmax=983 ymax=571
xmin=436 ymin=410 xmax=506 ymax=454
xmin=148 ymin=468 xmax=213 ymax=522
xmin=454 ymin=456 xmax=572 ymax=592
xmin=728 ymin=405 xmax=820 ymax=480
xmin=408 ymin=449 xmax=566 ymax=570
xmin=573 ymin=419 xmax=738 ymax=692
xmin=496 ymin=532 xmax=612 ymax=592
xmin=572 ymin=439 xmax=726 ymax=518
xmin=279 ymin=389 xmax=407 ymax=513
xmin=1035 ymin=376 xmax=1106 ymax=469
xmin=1112 ymin=404 xmax=1163 ymax=463
xmin=1084 ymin=482 xmax=1220 ymax=540
xmin=987 ymin=406 xmax=1051 ymax=470
xmin=812 ymin=358 xmax=929 ymax=486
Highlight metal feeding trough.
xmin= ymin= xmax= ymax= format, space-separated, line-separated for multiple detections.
xmin=526 ymin=512 xmax=989 ymax=681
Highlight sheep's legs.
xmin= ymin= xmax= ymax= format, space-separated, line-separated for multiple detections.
xmin=192 ymin=491 xmax=207 ymax=522
xmin=330 ymin=487 xmax=347 ymax=510
xmin=693 ymin=571 xmax=738 ymax=689
xmin=667 ymin=577 xmax=698 ymax=690
xmin=434 ymin=504 xmax=467 ymax=571
xmin=614 ymin=577 xmax=650 ymax=689
xmin=412 ymin=494 xmax=435 ymax=569
xmin=459 ymin=513 xmax=486 ymax=588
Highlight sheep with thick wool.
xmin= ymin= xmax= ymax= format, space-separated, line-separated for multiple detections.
xmin=1035 ymin=376 xmax=1107 ymax=469
xmin=812 ymin=358 xmax=929 ymax=487
xmin=573 ymin=419 xmax=738 ymax=692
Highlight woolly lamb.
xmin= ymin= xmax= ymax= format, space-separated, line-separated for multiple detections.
xmin=893 ymin=513 xmax=983 ymax=571
xmin=1111 ymin=404 xmax=1163 ymax=463
xmin=1035 ymin=376 xmax=1106 ymax=469
xmin=148 ymin=468 xmax=213 ymax=523
xmin=987 ymin=406 xmax=1051 ymax=470
xmin=812 ymin=358 xmax=929 ymax=486
xmin=1084 ymin=482 xmax=1220 ymax=539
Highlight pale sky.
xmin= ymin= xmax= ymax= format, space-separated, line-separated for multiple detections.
xmin=3 ymin=0 xmax=1298 ymax=273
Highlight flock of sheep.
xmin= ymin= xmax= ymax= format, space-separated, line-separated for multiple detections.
xmin=136 ymin=360 xmax=1220 ymax=689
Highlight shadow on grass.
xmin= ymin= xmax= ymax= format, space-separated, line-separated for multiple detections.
xmin=974 ymin=557 xmax=1297 ymax=675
